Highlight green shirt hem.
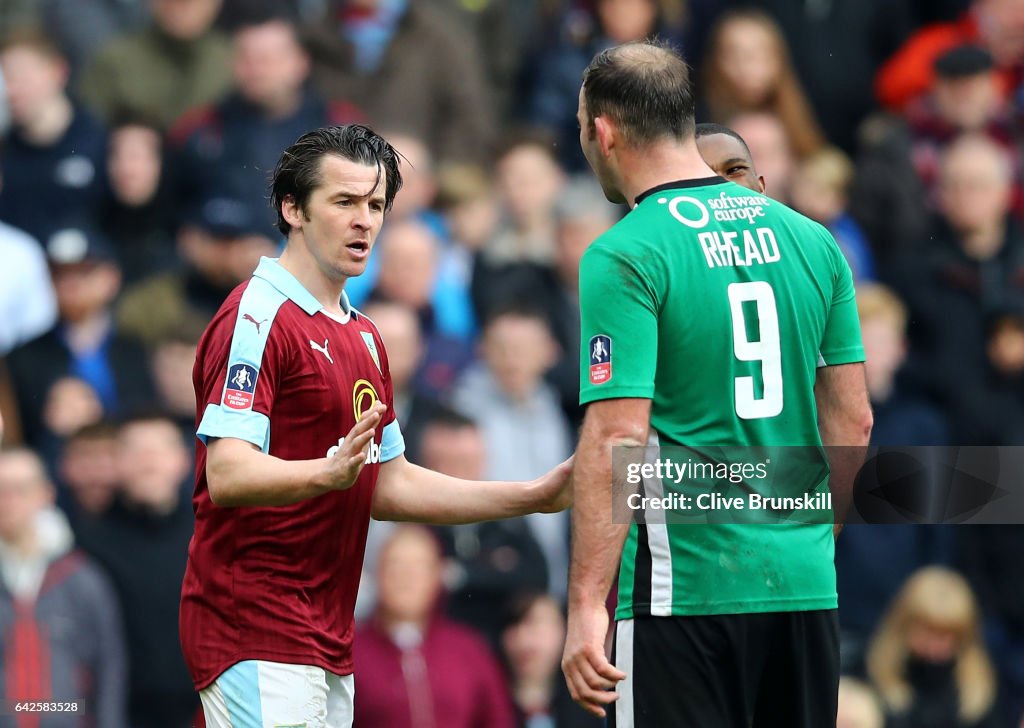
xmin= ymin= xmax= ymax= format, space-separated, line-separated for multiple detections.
xmin=614 ymin=595 xmax=839 ymax=620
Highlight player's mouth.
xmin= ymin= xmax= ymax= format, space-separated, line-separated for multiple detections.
xmin=346 ymin=241 xmax=370 ymax=259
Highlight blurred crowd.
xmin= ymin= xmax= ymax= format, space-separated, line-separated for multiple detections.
xmin=0 ymin=0 xmax=1023 ymax=726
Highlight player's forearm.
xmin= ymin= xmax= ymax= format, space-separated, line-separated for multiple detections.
xmin=568 ymin=430 xmax=634 ymax=611
xmin=819 ymin=412 xmax=872 ymax=534
xmin=371 ymin=459 xmax=543 ymax=524
xmin=207 ymin=439 xmax=334 ymax=507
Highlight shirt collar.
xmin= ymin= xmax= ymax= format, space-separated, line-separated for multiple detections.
xmin=252 ymin=257 xmax=351 ymax=317
xmin=634 ymin=176 xmax=729 ymax=206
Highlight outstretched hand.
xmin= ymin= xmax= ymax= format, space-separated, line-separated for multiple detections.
xmin=533 ymin=455 xmax=574 ymax=513
xmin=562 ymin=601 xmax=626 ymax=718
xmin=322 ymin=402 xmax=385 ymax=491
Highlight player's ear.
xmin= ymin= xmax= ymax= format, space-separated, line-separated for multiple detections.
xmin=281 ymin=194 xmax=305 ymax=230
xmin=594 ymin=116 xmax=616 ymax=157
xmin=757 ymin=176 xmax=766 ymax=195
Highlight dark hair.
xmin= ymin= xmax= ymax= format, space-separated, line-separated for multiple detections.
xmin=695 ymin=122 xmax=752 ymax=156
xmin=482 ymin=301 xmax=553 ymax=334
xmin=491 ymin=127 xmax=559 ymax=167
xmin=223 ymin=0 xmax=299 ymax=32
xmin=0 ymin=26 xmax=64 ymax=60
xmin=582 ymin=40 xmax=695 ymax=145
xmin=108 ymin=109 xmax=164 ymax=135
xmin=66 ymin=421 xmax=119 ymax=445
xmin=270 ymin=124 xmax=403 ymax=236
xmin=422 ymin=406 xmax=478 ymax=432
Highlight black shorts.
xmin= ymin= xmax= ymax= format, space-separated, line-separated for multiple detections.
xmin=609 ymin=610 xmax=839 ymax=728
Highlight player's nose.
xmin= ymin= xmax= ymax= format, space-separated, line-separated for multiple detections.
xmin=351 ymin=202 xmax=372 ymax=231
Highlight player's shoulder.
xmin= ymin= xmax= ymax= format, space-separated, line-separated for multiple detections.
xmin=202 ymin=275 xmax=292 ymax=346
xmin=763 ymin=199 xmax=838 ymax=249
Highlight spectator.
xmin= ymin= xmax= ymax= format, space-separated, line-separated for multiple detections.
xmin=427 ymin=0 xmax=524 ymax=121
xmin=701 ymin=8 xmax=826 ymax=158
xmin=837 ymin=677 xmax=884 ymax=728
xmin=40 ymin=0 xmax=149 ymax=79
xmin=150 ymin=316 xmax=207 ymax=445
xmin=472 ymin=132 xmax=566 ymax=322
xmin=876 ymin=0 xmax=1024 ymax=112
xmin=526 ymin=0 xmax=683 ymax=170
xmin=451 ymin=306 xmax=571 ymax=600
xmin=78 ymin=0 xmax=231 ymax=128
xmin=417 ymin=408 xmax=549 ymax=646
xmin=889 ymin=134 xmax=1024 ymax=442
xmin=905 ymin=45 xmax=1021 ymax=217
xmin=172 ymin=4 xmax=360 ymax=218
xmin=0 ymin=29 xmax=106 ymax=242
xmin=544 ymin=180 xmax=617 ymax=430
xmin=857 ymin=284 xmax=949 ymax=446
xmin=437 ymin=164 xmax=500 ymax=258
xmin=100 ymin=114 xmax=178 ymax=284
xmin=58 ymin=421 xmax=121 ymax=522
xmin=790 ymin=147 xmax=877 ymax=282
xmin=0 ymin=221 xmax=57 ymax=356
xmin=75 ymin=414 xmax=198 ymax=728
xmin=501 ymin=592 xmax=602 ymax=728
xmin=366 ymin=219 xmax=475 ymax=395
xmin=741 ymin=0 xmax=913 ymax=152
xmin=959 ymin=526 xmax=1024 ymax=726
xmin=116 ymin=195 xmax=279 ymax=347
xmin=6 ymin=228 xmax=154 ymax=453
xmin=358 ymin=301 xmax=439 ymax=461
xmin=867 ymin=566 xmax=999 ymax=728
xmin=353 ymin=524 xmax=517 ymax=728
xmin=728 ymin=112 xmax=796 ymax=203
xmin=304 ymin=0 xmax=494 ymax=163
xmin=0 ymin=447 xmax=127 ymax=727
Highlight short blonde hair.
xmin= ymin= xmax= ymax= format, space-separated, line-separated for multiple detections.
xmin=857 ymin=283 xmax=908 ymax=334
xmin=797 ymin=146 xmax=854 ymax=195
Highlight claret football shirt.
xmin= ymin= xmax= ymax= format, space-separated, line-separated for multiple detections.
xmin=180 ymin=257 xmax=405 ymax=689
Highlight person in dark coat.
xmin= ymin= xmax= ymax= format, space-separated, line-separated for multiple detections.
xmin=0 ymin=30 xmax=107 ymax=242
xmin=6 ymin=228 xmax=155 ymax=460
xmin=75 ymin=413 xmax=198 ymax=728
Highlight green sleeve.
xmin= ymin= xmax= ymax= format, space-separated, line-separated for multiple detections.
xmin=818 ymin=239 xmax=865 ymax=367
xmin=578 ymin=242 xmax=659 ymax=404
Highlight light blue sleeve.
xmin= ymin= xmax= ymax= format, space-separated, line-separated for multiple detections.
xmin=197 ymin=279 xmax=288 ymax=453
xmin=380 ymin=419 xmax=405 ymax=462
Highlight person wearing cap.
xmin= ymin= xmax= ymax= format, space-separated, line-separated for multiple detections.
xmin=906 ymin=44 xmax=1022 ymax=218
xmin=876 ymin=0 xmax=1024 ymax=112
xmin=5 ymin=227 xmax=154 ymax=456
xmin=116 ymin=195 xmax=279 ymax=347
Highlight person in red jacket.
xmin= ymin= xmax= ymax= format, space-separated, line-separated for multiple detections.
xmin=876 ymin=0 xmax=1024 ymax=111
xmin=353 ymin=525 xmax=516 ymax=728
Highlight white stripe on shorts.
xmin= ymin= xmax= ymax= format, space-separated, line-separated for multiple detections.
xmin=615 ymin=619 xmax=635 ymax=728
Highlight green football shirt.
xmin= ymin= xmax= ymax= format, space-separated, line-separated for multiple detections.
xmin=578 ymin=177 xmax=865 ymax=618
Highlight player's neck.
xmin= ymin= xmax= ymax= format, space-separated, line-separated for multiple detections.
xmin=278 ymin=245 xmax=349 ymax=317
xmin=617 ymin=138 xmax=717 ymax=206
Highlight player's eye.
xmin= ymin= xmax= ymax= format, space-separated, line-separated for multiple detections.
xmin=370 ymin=202 xmax=385 ymax=213
xmin=727 ymin=166 xmax=747 ymax=176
